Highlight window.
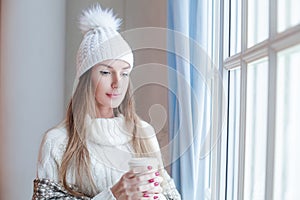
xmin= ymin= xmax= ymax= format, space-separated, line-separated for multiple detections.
xmin=248 ymin=0 xmax=269 ymax=47
xmin=244 ymin=58 xmax=268 ymax=200
xmin=225 ymin=68 xmax=241 ymax=200
xmin=220 ymin=0 xmax=300 ymax=199
xmin=278 ymin=0 xmax=300 ymax=32
xmin=273 ymin=44 xmax=300 ymax=199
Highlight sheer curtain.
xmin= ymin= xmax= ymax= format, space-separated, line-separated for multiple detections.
xmin=167 ymin=0 xmax=214 ymax=199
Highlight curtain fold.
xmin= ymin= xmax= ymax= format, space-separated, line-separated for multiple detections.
xmin=167 ymin=0 xmax=212 ymax=199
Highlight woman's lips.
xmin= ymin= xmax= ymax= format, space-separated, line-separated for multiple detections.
xmin=106 ymin=93 xmax=121 ymax=98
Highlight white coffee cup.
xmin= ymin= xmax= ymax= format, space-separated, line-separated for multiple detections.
xmin=128 ymin=157 xmax=159 ymax=174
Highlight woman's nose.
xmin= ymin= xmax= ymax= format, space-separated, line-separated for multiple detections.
xmin=111 ymin=74 xmax=121 ymax=89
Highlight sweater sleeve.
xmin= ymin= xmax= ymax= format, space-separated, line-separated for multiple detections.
xmin=36 ymin=128 xmax=66 ymax=181
xmin=34 ymin=128 xmax=117 ymax=200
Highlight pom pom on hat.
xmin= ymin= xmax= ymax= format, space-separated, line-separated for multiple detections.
xmin=76 ymin=3 xmax=134 ymax=79
xmin=78 ymin=4 xmax=122 ymax=34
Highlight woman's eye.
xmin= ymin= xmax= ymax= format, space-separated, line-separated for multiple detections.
xmin=122 ymin=72 xmax=129 ymax=77
xmin=99 ymin=71 xmax=111 ymax=75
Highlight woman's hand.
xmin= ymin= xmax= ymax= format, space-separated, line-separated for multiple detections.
xmin=110 ymin=166 xmax=163 ymax=199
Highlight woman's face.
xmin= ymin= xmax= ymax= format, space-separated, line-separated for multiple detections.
xmin=91 ymin=59 xmax=131 ymax=113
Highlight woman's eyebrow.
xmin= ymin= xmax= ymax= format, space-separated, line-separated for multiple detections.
xmin=100 ymin=63 xmax=131 ymax=69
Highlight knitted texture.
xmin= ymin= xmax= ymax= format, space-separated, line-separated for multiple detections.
xmin=76 ymin=4 xmax=133 ymax=78
xmin=35 ymin=117 xmax=181 ymax=199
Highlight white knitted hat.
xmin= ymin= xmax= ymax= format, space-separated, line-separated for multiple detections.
xmin=76 ymin=4 xmax=134 ymax=78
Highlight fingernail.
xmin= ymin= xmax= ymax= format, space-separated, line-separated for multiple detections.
xmin=148 ymin=166 xmax=152 ymax=170
xmin=143 ymin=193 xmax=150 ymax=197
xmin=155 ymin=171 xmax=160 ymax=176
xmin=148 ymin=178 xmax=154 ymax=183
xmin=154 ymin=182 xmax=159 ymax=186
xmin=154 ymin=196 xmax=158 ymax=199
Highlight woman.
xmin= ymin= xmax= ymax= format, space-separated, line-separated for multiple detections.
xmin=32 ymin=4 xmax=181 ymax=200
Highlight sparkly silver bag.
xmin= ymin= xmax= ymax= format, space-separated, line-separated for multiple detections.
xmin=32 ymin=178 xmax=90 ymax=200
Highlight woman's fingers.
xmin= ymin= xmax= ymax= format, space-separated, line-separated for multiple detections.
xmin=142 ymin=174 xmax=163 ymax=183
xmin=118 ymin=192 xmax=160 ymax=200
xmin=126 ymin=177 xmax=163 ymax=194
xmin=132 ymin=192 xmax=160 ymax=200
xmin=137 ymin=181 xmax=162 ymax=192
xmin=135 ymin=171 xmax=161 ymax=182
xmin=125 ymin=171 xmax=162 ymax=186
xmin=123 ymin=171 xmax=136 ymax=179
xmin=112 ymin=170 xmax=164 ymax=199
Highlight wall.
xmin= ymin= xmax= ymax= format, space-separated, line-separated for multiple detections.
xmin=0 ymin=0 xmax=3 ymax=196
xmin=0 ymin=0 xmax=66 ymax=199
xmin=124 ymin=1 xmax=169 ymax=164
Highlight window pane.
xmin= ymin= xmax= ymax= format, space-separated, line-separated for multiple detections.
xmin=227 ymin=68 xmax=241 ymax=200
xmin=223 ymin=0 xmax=230 ymax=59
xmin=248 ymin=0 xmax=269 ymax=47
xmin=274 ymin=44 xmax=300 ymax=199
xmin=278 ymin=0 xmax=300 ymax=32
xmin=230 ymin=0 xmax=241 ymax=55
xmin=244 ymin=58 xmax=268 ymax=200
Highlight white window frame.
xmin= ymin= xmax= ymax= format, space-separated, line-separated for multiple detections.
xmin=216 ymin=0 xmax=300 ymax=199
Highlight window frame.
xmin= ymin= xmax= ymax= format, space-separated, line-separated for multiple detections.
xmin=218 ymin=0 xmax=300 ymax=199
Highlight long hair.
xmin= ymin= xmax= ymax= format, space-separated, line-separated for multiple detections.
xmin=58 ymin=69 xmax=159 ymax=197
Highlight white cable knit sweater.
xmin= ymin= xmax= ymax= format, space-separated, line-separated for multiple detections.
xmin=35 ymin=115 xmax=180 ymax=199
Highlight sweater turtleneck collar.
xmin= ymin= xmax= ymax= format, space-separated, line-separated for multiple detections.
xmin=85 ymin=114 xmax=133 ymax=146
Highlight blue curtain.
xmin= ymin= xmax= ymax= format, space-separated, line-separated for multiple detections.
xmin=167 ymin=0 xmax=212 ymax=199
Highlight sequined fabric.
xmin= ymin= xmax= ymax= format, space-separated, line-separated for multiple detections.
xmin=32 ymin=178 xmax=180 ymax=200
xmin=32 ymin=178 xmax=90 ymax=200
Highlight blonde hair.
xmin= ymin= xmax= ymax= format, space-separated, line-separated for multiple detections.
xmin=59 ymin=69 xmax=159 ymax=197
